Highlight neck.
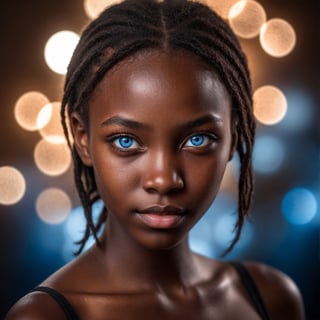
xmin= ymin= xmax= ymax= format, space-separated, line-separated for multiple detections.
xmin=95 ymin=224 xmax=199 ymax=293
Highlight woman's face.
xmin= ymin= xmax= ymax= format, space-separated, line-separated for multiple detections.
xmin=73 ymin=50 xmax=234 ymax=250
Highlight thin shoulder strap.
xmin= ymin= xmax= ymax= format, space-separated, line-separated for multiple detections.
xmin=230 ymin=262 xmax=270 ymax=320
xmin=31 ymin=286 xmax=80 ymax=320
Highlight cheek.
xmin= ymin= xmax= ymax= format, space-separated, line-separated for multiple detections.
xmin=185 ymin=154 xmax=229 ymax=207
xmin=92 ymin=155 xmax=140 ymax=204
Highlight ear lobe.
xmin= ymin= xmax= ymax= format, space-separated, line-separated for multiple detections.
xmin=70 ymin=112 xmax=93 ymax=166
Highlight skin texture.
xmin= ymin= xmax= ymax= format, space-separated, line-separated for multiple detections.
xmin=5 ymin=50 xmax=305 ymax=320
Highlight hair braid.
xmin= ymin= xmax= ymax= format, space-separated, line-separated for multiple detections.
xmin=163 ymin=2 xmax=254 ymax=254
xmin=61 ymin=0 xmax=255 ymax=254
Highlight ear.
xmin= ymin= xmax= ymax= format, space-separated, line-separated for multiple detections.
xmin=70 ymin=112 xmax=93 ymax=166
xmin=228 ymin=124 xmax=238 ymax=161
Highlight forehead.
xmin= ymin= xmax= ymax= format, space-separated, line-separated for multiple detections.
xmin=89 ymin=49 xmax=231 ymax=122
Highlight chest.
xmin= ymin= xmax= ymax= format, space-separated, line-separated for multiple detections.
xmin=68 ymin=290 xmax=262 ymax=320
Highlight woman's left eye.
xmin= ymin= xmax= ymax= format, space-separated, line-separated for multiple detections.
xmin=184 ymin=134 xmax=213 ymax=147
xmin=113 ymin=136 xmax=140 ymax=149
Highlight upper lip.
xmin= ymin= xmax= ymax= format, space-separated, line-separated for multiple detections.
xmin=138 ymin=205 xmax=185 ymax=215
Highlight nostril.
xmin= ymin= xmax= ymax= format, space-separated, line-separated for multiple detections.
xmin=173 ymin=175 xmax=184 ymax=190
xmin=143 ymin=172 xmax=184 ymax=194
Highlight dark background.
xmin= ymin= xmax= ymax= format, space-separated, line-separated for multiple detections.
xmin=0 ymin=0 xmax=319 ymax=318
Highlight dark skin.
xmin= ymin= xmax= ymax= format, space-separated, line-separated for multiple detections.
xmin=6 ymin=50 xmax=305 ymax=319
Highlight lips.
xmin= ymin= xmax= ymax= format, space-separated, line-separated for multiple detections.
xmin=136 ymin=205 xmax=186 ymax=229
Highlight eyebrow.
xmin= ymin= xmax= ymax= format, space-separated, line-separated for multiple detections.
xmin=181 ymin=115 xmax=223 ymax=130
xmin=100 ymin=114 xmax=222 ymax=130
xmin=100 ymin=116 xmax=150 ymax=130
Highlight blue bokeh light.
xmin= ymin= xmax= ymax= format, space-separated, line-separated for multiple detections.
xmin=211 ymin=213 xmax=254 ymax=250
xmin=253 ymin=135 xmax=285 ymax=174
xmin=281 ymin=187 xmax=318 ymax=225
xmin=190 ymin=192 xmax=253 ymax=257
xmin=64 ymin=206 xmax=86 ymax=242
xmin=63 ymin=200 xmax=104 ymax=261
xmin=189 ymin=238 xmax=215 ymax=258
xmin=279 ymin=89 xmax=314 ymax=132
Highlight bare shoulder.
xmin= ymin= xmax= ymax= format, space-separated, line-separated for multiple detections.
xmin=243 ymin=261 xmax=305 ymax=320
xmin=5 ymin=247 xmax=103 ymax=319
xmin=5 ymin=291 xmax=67 ymax=320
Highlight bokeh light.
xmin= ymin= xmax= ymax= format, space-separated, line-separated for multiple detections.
xmin=220 ymin=162 xmax=237 ymax=193
xmin=37 ymin=102 xmax=52 ymax=130
xmin=278 ymin=88 xmax=314 ymax=132
xmin=0 ymin=166 xmax=26 ymax=205
xmin=34 ymin=139 xmax=71 ymax=176
xmin=253 ymin=85 xmax=287 ymax=125
xmin=63 ymin=200 xmax=104 ymax=261
xmin=253 ymin=135 xmax=285 ymax=174
xmin=44 ymin=31 xmax=80 ymax=75
xmin=83 ymin=0 xmax=120 ymax=19
xmin=282 ymin=187 xmax=318 ymax=225
xmin=14 ymin=91 xmax=49 ymax=131
xmin=228 ymin=0 xmax=266 ymax=39
xmin=260 ymin=18 xmax=296 ymax=57
xmin=64 ymin=200 xmax=103 ymax=241
xmin=36 ymin=188 xmax=72 ymax=224
xmin=189 ymin=191 xmax=254 ymax=257
xmin=211 ymin=212 xmax=254 ymax=249
xmin=205 ymin=0 xmax=239 ymax=19
xmin=38 ymin=101 xmax=66 ymax=144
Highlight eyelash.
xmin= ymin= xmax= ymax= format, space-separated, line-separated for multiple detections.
xmin=183 ymin=133 xmax=217 ymax=148
xmin=106 ymin=133 xmax=141 ymax=151
xmin=107 ymin=132 xmax=217 ymax=153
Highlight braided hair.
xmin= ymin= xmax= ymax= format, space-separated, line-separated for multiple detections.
xmin=61 ymin=0 xmax=255 ymax=255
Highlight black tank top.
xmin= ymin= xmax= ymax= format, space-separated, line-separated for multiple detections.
xmin=31 ymin=262 xmax=270 ymax=320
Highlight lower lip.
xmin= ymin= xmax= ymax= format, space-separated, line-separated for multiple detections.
xmin=136 ymin=213 xmax=184 ymax=229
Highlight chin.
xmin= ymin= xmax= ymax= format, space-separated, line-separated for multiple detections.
xmin=134 ymin=230 xmax=188 ymax=251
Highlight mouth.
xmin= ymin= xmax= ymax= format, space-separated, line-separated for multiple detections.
xmin=136 ymin=205 xmax=186 ymax=229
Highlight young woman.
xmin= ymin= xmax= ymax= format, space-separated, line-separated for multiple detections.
xmin=6 ymin=0 xmax=305 ymax=319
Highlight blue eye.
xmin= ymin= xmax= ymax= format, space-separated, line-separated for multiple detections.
xmin=184 ymin=134 xmax=212 ymax=147
xmin=113 ymin=136 xmax=139 ymax=149
xmin=190 ymin=135 xmax=204 ymax=146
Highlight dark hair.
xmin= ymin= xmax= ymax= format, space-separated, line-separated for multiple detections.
xmin=61 ymin=0 xmax=255 ymax=255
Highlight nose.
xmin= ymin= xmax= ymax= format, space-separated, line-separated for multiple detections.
xmin=142 ymin=150 xmax=184 ymax=195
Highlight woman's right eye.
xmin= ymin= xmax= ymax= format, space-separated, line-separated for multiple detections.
xmin=111 ymin=135 xmax=140 ymax=150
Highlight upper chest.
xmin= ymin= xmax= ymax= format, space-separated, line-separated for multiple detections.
xmin=66 ymin=287 xmax=263 ymax=320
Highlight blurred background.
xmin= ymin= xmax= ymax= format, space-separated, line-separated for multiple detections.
xmin=0 ymin=0 xmax=319 ymax=318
